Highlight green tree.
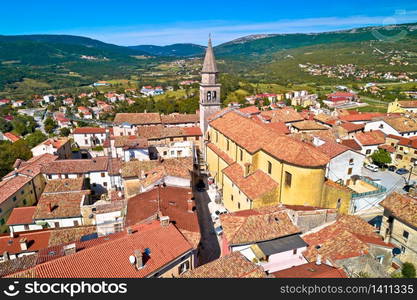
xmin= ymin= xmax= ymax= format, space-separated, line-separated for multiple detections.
xmin=402 ymin=262 xmax=416 ymax=278
xmin=25 ymin=130 xmax=47 ymax=148
xmin=44 ymin=117 xmax=57 ymax=134
xmin=371 ymin=149 xmax=391 ymax=167
xmin=59 ymin=127 xmax=71 ymax=137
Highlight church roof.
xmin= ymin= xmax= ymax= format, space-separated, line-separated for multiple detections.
xmin=202 ymin=37 xmax=218 ymax=73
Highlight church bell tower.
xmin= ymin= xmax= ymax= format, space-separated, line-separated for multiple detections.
xmin=199 ymin=36 xmax=221 ymax=135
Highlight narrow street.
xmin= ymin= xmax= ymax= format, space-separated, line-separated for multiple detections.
xmin=193 ymin=175 xmax=221 ymax=266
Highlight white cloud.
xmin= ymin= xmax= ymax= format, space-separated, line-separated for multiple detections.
xmin=54 ymin=12 xmax=417 ymax=46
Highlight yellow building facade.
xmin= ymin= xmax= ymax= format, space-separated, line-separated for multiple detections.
xmin=205 ymin=111 xmax=350 ymax=213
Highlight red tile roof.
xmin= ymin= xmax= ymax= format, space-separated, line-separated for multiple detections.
xmin=220 ymin=206 xmax=300 ymax=246
xmin=4 ymin=132 xmax=21 ymax=143
xmin=0 ymin=175 xmax=33 ymax=205
xmin=223 ymin=163 xmax=279 ymax=200
xmin=114 ymin=113 xmax=162 ymax=125
xmin=6 ymin=207 xmax=37 ymax=225
xmin=206 ymin=143 xmax=234 ymax=165
xmin=238 ymin=106 xmax=260 ymax=115
xmin=341 ymin=139 xmax=362 ymax=151
xmin=272 ymin=262 xmax=348 ymax=278
xmin=302 ymin=215 xmax=393 ymax=262
xmin=340 ymin=122 xmax=364 ymax=133
xmin=380 ymin=193 xmax=417 ymax=228
xmin=355 ymin=130 xmax=385 ymax=146
xmin=339 ymin=113 xmax=384 ymax=122
xmin=316 ymin=140 xmax=352 ymax=158
xmin=9 ymin=222 xmax=193 ymax=278
xmin=181 ymin=252 xmax=267 ymax=278
xmin=41 ymin=157 xmax=111 ymax=174
xmin=3 ymin=154 xmax=58 ymax=179
xmin=209 ymin=111 xmax=329 ymax=167
xmin=126 ymin=186 xmax=199 ymax=234
xmin=73 ymin=127 xmax=106 ymax=134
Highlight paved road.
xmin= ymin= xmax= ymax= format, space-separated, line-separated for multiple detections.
xmin=193 ymin=176 xmax=221 ymax=266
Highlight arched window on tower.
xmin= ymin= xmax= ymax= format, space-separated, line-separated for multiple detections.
xmin=207 ymin=91 xmax=212 ymax=102
xmin=212 ymin=91 xmax=216 ymax=101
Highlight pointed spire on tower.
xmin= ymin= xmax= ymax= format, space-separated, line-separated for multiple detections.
xmin=202 ymin=34 xmax=218 ymax=73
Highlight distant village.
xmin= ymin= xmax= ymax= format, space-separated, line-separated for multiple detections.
xmin=1 ymin=38 xmax=417 ymax=279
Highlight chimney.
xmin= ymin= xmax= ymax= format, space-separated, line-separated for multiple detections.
xmin=244 ymin=163 xmax=251 ymax=178
xmin=187 ymin=199 xmax=194 ymax=213
xmin=3 ymin=251 xmax=9 ymax=261
xmin=127 ymin=227 xmax=133 ymax=235
xmin=63 ymin=243 xmax=76 ymax=256
xmin=48 ymin=202 xmax=52 ymax=212
xmin=134 ymin=249 xmax=144 ymax=270
xmin=19 ymin=238 xmax=28 ymax=251
xmin=160 ymin=216 xmax=170 ymax=227
xmin=140 ymin=170 xmax=145 ymax=180
xmin=316 ymin=254 xmax=322 ymax=265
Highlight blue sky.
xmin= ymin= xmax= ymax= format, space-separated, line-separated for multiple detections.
xmin=2 ymin=1 xmax=417 ymax=45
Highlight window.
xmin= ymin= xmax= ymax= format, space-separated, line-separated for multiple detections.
xmin=114 ymin=223 xmax=122 ymax=233
xmin=12 ymin=196 xmax=17 ymax=202
xmin=231 ymin=195 xmax=234 ymax=202
xmin=73 ymin=220 xmax=79 ymax=226
xmin=0 ymin=208 xmax=2 ymax=213
xmin=349 ymin=159 xmax=354 ymax=165
xmin=54 ymin=222 xmax=60 ymax=228
xmin=23 ymin=199 xmax=27 ymax=205
xmin=226 ymin=140 xmax=230 ymax=151
xmin=196 ymin=136 xmax=199 ymax=141
xmin=101 ymin=173 xmax=105 ymax=177
xmin=24 ymin=224 xmax=29 ymax=231
xmin=183 ymin=137 xmax=187 ymax=141
xmin=104 ymin=182 xmax=108 ymax=187
xmin=216 ymin=132 xmax=218 ymax=143
xmin=240 ymin=149 xmax=243 ymax=161
xmin=85 ymin=139 xmax=89 ymax=145
xmin=366 ymin=149 xmax=371 ymax=155
xmin=396 ymin=154 xmax=403 ymax=160
xmin=400 ymin=147 xmax=404 ymax=151
xmin=178 ymin=260 xmax=190 ymax=274
xmin=293 ymin=249 xmax=298 ymax=255
xmin=238 ymin=202 xmax=241 ymax=209
xmin=267 ymin=161 xmax=272 ymax=175
xmin=403 ymin=231 xmax=409 ymax=240
xmin=163 ymin=151 xmax=167 ymax=156
xmin=21 ymin=190 xmax=24 ymax=195
xmin=0 ymin=219 xmax=4 ymax=225
xmin=170 ymin=137 xmax=174 ymax=142
xmin=348 ymin=168 xmax=353 ymax=175
xmin=336 ymin=199 xmax=342 ymax=209
xmin=401 ymin=246 xmax=406 ymax=253
xmin=285 ymin=172 xmax=292 ymax=187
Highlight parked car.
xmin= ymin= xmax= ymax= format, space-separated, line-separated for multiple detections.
xmin=214 ymin=226 xmax=223 ymax=236
xmin=396 ymin=168 xmax=409 ymax=175
xmin=403 ymin=184 xmax=415 ymax=192
xmin=388 ymin=165 xmax=397 ymax=172
xmin=365 ymin=164 xmax=379 ymax=172
xmin=211 ymin=208 xmax=228 ymax=222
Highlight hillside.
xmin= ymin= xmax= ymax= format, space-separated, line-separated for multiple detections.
xmin=129 ymin=43 xmax=206 ymax=57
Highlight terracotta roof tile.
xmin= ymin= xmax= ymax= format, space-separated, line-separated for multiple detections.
xmin=207 ymin=143 xmax=234 ymax=165
xmin=220 ymin=206 xmax=300 ymax=245
xmin=380 ymin=192 xmax=417 ymax=228
xmin=9 ymin=222 xmax=193 ymax=278
xmin=355 ymin=130 xmax=385 ymax=146
xmin=181 ymin=252 xmax=267 ymax=278
xmin=41 ymin=157 xmax=110 ymax=174
xmin=260 ymin=108 xmax=304 ymax=123
xmin=272 ymin=262 xmax=348 ymax=278
xmin=292 ymin=120 xmax=328 ymax=131
xmin=209 ymin=111 xmax=329 ymax=167
xmin=73 ymin=127 xmax=106 ymax=134
xmin=114 ymin=113 xmax=161 ymax=125
xmin=6 ymin=207 xmax=37 ymax=225
xmin=43 ymin=177 xmax=85 ymax=193
xmin=222 ymin=163 xmax=278 ymax=200
xmin=341 ymin=139 xmax=362 ymax=151
xmin=384 ymin=116 xmax=417 ymax=133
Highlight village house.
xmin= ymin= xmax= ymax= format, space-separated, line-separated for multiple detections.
xmin=338 ymin=122 xmax=365 ymax=139
xmin=40 ymin=157 xmax=123 ymax=195
xmin=0 ymin=154 xmax=58 ymax=233
xmin=219 ymin=206 xmax=308 ymax=274
xmin=323 ymin=92 xmax=359 ymax=108
xmin=384 ymin=134 xmax=417 ymax=169
xmin=73 ymin=127 xmax=108 ymax=148
xmin=339 ymin=112 xmax=385 ymax=125
xmin=302 ymin=215 xmax=395 ymax=278
xmin=0 ymin=226 xmax=96 ymax=263
xmin=272 ymin=261 xmax=348 ymax=278
xmin=2 ymin=132 xmax=21 ymax=143
xmin=104 ymin=136 xmax=149 ymax=162
xmin=31 ymin=137 xmax=72 ymax=159
xmin=181 ymin=252 xmax=268 ymax=278
xmin=7 ymin=221 xmax=195 ymax=278
xmin=290 ymin=120 xmax=329 ymax=133
xmin=387 ymin=99 xmax=417 ymax=114
xmin=380 ymin=193 xmax=417 ymax=265
xmin=365 ymin=116 xmax=417 ymax=138
xmin=353 ymin=130 xmax=386 ymax=156
xmin=259 ymin=107 xmax=304 ymax=126
xmin=121 ymin=157 xmax=193 ymax=199
xmin=126 ymin=186 xmax=200 ymax=249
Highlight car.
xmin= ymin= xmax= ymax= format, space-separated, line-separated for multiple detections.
xmin=403 ymin=184 xmax=415 ymax=192
xmin=214 ymin=226 xmax=223 ymax=236
xmin=211 ymin=208 xmax=228 ymax=222
xmin=388 ymin=165 xmax=397 ymax=172
xmin=396 ymin=168 xmax=409 ymax=175
xmin=364 ymin=164 xmax=379 ymax=172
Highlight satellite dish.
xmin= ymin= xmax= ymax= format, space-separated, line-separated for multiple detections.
xmin=129 ymin=255 xmax=136 ymax=265
xmin=392 ymin=248 xmax=402 ymax=256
